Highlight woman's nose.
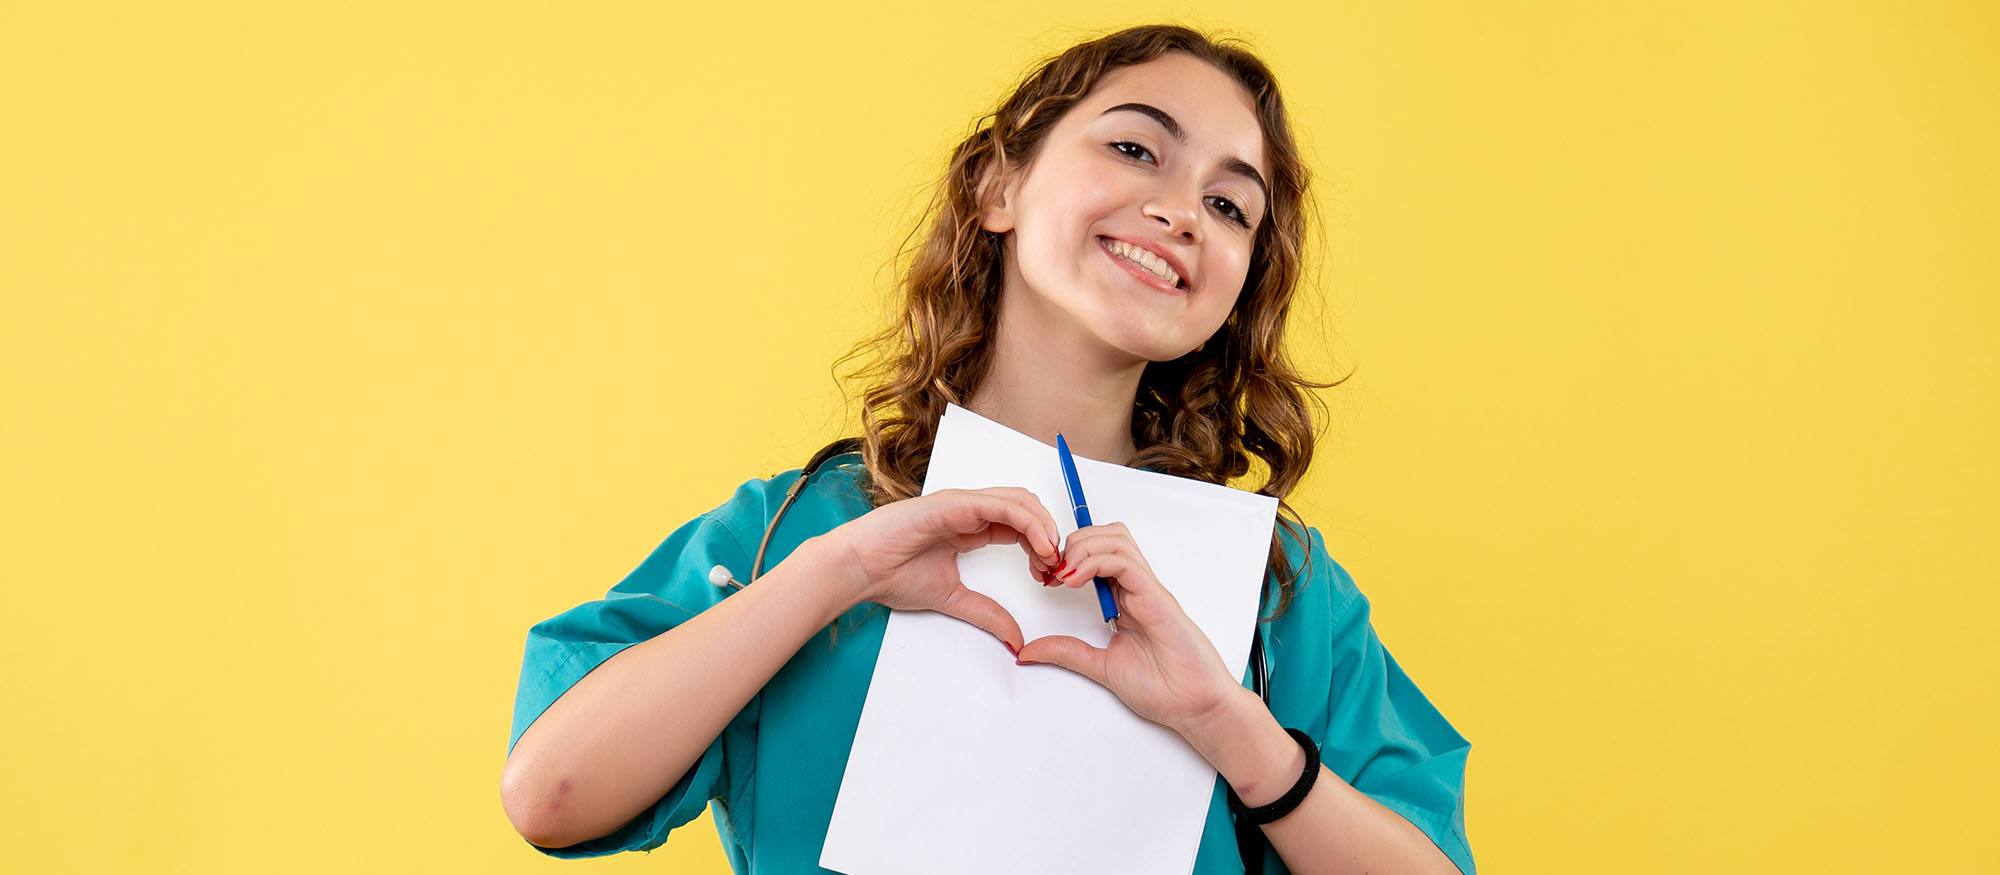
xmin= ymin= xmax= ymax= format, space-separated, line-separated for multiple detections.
xmin=1144 ymin=189 xmax=1201 ymax=243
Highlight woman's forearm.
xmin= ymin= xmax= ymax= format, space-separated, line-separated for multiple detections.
xmin=1178 ymin=688 xmax=1460 ymax=875
xmin=500 ymin=535 xmax=857 ymax=849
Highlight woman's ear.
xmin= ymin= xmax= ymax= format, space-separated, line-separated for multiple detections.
xmin=976 ymin=159 xmax=1019 ymax=234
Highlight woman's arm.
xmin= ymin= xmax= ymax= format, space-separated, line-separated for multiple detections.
xmin=1018 ymin=524 xmax=1465 ymax=874
xmin=501 ymin=485 xmax=1054 ymax=851
xmin=500 ymin=534 xmax=856 ymax=849
xmin=1179 ymin=688 xmax=1461 ymax=875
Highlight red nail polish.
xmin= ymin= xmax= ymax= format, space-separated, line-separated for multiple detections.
xmin=1015 ymin=658 xmax=1037 ymax=666
xmin=1004 ymin=640 xmax=1019 ymax=657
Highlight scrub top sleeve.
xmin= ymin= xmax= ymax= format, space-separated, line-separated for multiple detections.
xmin=1306 ymin=530 xmax=1477 ymax=875
xmin=506 ymin=480 xmax=770 ymax=859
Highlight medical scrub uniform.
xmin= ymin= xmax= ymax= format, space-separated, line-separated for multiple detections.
xmin=508 ymin=455 xmax=1475 ymax=874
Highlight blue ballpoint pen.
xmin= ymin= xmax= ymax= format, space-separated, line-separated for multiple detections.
xmin=1054 ymin=434 xmax=1120 ymax=627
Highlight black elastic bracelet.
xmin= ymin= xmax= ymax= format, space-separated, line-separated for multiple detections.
xmin=1225 ymin=728 xmax=1320 ymax=825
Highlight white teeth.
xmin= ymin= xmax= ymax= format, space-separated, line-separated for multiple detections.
xmin=1104 ymin=238 xmax=1181 ymax=287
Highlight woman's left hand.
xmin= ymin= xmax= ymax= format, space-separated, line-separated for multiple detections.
xmin=1014 ymin=522 xmax=1242 ymax=735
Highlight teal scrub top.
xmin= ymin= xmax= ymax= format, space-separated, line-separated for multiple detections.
xmin=508 ymin=456 xmax=1475 ymax=874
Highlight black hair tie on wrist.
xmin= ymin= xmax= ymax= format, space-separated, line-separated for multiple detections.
xmin=1226 ymin=728 xmax=1321 ymax=825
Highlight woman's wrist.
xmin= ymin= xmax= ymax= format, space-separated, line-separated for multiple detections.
xmin=786 ymin=532 xmax=862 ymax=614
xmin=1177 ymin=686 xmax=1308 ymax=809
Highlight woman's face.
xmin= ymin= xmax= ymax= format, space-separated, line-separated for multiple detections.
xmin=982 ymin=52 xmax=1270 ymax=363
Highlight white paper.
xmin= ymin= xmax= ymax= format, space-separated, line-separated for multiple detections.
xmin=821 ymin=404 xmax=1279 ymax=875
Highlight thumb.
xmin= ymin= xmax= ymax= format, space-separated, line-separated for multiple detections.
xmin=1016 ymin=635 xmax=1108 ymax=686
xmin=933 ymin=584 xmax=1025 ymax=655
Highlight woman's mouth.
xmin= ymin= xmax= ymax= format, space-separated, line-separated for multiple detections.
xmin=1098 ymin=237 xmax=1187 ymax=293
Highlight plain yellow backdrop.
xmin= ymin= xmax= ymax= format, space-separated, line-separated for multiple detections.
xmin=3 ymin=1 xmax=1995 ymax=872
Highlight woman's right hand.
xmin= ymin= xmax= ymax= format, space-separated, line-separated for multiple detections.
xmin=817 ymin=487 xmax=1062 ymax=654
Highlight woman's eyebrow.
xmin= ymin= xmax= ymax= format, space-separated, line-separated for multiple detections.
xmin=1099 ymin=102 xmax=1269 ymax=203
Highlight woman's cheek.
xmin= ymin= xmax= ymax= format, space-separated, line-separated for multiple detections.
xmin=1211 ymin=250 xmax=1250 ymax=297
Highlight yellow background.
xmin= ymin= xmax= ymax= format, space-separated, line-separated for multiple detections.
xmin=3 ymin=1 xmax=1995 ymax=872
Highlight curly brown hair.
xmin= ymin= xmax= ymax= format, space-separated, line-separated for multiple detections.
xmin=835 ymin=24 xmax=1343 ymax=624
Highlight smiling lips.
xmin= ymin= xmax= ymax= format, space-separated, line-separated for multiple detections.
xmin=1098 ymin=236 xmax=1188 ymax=292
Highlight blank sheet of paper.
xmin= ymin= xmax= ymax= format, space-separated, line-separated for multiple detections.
xmin=821 ymin=404 xmax=1278 ymax=875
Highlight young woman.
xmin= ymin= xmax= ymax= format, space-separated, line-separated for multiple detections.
xmin=502 ymin=25 xmax=1474 ymax=875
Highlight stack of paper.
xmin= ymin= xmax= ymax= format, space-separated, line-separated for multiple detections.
xmin=821 ymin=404 xmax=1279 ymax=875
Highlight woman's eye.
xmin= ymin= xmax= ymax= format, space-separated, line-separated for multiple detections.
xmin=1111 ymin=141 xmax=1252 ymax=230
xmin=1109 ymin=141 xmax=1155 ymax=164
xmin=1207 ymin=196 xmax=1251 ymax=229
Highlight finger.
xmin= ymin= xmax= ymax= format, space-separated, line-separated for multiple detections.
xmin=948 ymin=520 xmax=1059 ymax=583
xmin=1015 ymin=634 xmax=1109 ymax=686
xmin=933 ymin=493 xmax=1058 ymax=559
xmin=1056 ymin=549 xmax=1109 ymax=589
xmin=929 ymin=501 xmax=1052 ymax=588
xmin=948 ymin=521 xmax=1040 ymax=554
xmin=993 ymin=512 xmax=1057 ymax=574
xmin=1058 ymin=551 xmax=1161 ymax=597
xmin=933 ymin=583 xmax=1025 ymax=655
xmin=1057 ymin=525 xmax=1132 ymax=566
xmin=1064 ymin=520 xmax=1131 ymax=544
xmin=979 ymin=486 xmax=1061 ymax=561
xmin=1010 ymin=488 xmax=1064 ymax=563
xmin=1045 ymin=535 xmax=1091 ymax=585
xmin=1060 ymin=529 xmax=1160 ymax=584
xmin=996 ymin=485 xmax=1064 ymax=567
xmin=1055 ymin=530 xmax=1120 ymax=578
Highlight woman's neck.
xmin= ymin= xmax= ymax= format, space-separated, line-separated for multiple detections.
xmin=965 ymin=291 xmax=1146 ymax=466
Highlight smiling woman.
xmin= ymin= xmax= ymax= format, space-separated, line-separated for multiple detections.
xmin=503 ymin=24 xmax=1476 ymax=875
xmin=971 ymin=51 xmax=1276 ymax=417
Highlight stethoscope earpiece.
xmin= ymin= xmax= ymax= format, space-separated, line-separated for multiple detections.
xmin=710 ymin=565 xmax=745 ymax=591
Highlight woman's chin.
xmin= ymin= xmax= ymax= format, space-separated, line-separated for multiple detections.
xmin=1100 ymin=335 xmax=1191 ymax=365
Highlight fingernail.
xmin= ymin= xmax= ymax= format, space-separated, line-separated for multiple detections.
xmin=1004 ymin=640 xmax=1019 ymax=657
xmin=1053 ymin=559 xmax=1068 ymax=575
xmin=1015 ymin=658 xmax=1037 ymax=666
